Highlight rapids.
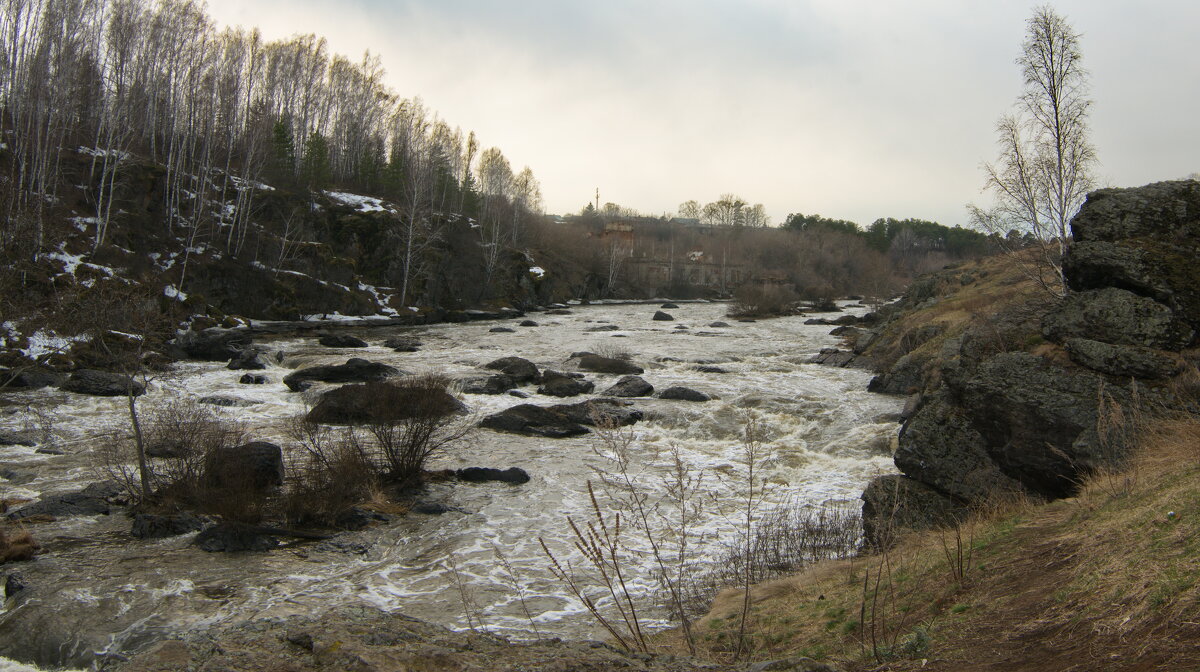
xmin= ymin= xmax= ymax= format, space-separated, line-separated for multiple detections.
xmin=0 ymin=301 xmax=901 ymax=668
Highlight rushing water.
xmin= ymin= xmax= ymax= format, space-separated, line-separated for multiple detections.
xmin=0 ymin=301 xmax=900 ymax=668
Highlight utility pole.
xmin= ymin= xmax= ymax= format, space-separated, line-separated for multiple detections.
xmin=595 ymin=187 xmax=600 ymax=213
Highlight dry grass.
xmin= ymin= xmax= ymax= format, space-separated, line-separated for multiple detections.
xmin=658 ymin=417 xmax=1200 ymax=671
xmin=0 ymin=525 xmax=39 ymax=562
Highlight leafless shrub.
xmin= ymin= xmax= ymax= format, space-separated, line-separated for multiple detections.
xmin=283 ymin=418 xmax=376 ymax=527
xmin=0 ymin=525 xmax=39 ymax=563
xmin=729 ymin=284 xmax=800 ymax=318
xmin=365 ymin=374 xmax=474 ymax=483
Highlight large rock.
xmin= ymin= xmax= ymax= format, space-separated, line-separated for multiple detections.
xmin=554 ymin=398 xmax=643 ymax=427
xmin=894 ymin=395 xmax=1023 ymax=503
xmin=537 ymin=371 xmax=594 ymax=397
xmin=7 ymin=482 xmax=118 ymax=520
xmin=307 ymin=381 xmax=466 ymax=425
xmin=575 ymin=354 xmax=643 ymax=375
xmin=861 ymin=475 xmax=967 ymax=549
xmin=0 ymin=367 xmax=62 ymax=390
xmin=194 ymin=523 xmax=278 ymax=553
xmin=479 ymin=404 xmax=589 ymax=438
xmin=1064 ymin=338 xmax=1185 ymax=380
xmin=808 ymin=348 xmax=856 ymax=367
xmin=1066 ymin=181 xmax=1200 ymax=331
xmin=959 ymin=352 xmax=1123 ymax=498
xmin=602 ymin=375 xmax=654 ymax=397
xmin=283 ymin=358 xmax=398 ymax=392
xmin=455 ymin=467 xmax=531 ymax=484
xmin=130 ymin=512 xmax=204 ymax=539
xmin=175 ymin=328 xmax=252 ymax=361
xmin=483 ymin=356 xmax=539 ymax=384
xmin=226 ymin=349 xmax=267 ymax=370
xmin=458 ymin=374 xmax=515 ymax=395
xmin=652 ymin=311 xmax=674 ymax=321
xmin=383 ymin=337 xmax=421 ymax=352
xmin=1041 ymin=287 xmax=1193 ymax=350
xmin=867 ymin=353 xmax=925 ymax=395
xmin=61 ymin=369 xmax=144 ymax=397
xmin=204 ymin=441 xmax=285 ymax=490
xmin=318 ymin=334 xmax=368 ymax=348
xmin=658 ymin=386 xmax=711 ymax=402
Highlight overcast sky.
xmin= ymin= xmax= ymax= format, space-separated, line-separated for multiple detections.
xmin=206 ymin=0 xmax=1198 ymax=227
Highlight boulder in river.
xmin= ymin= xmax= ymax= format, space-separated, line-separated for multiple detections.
xmin=585 ymin=325 xmax=620 ymax=332
xmin=575 ymin=354 xmax=643 ymax=375
xmin=383 ymin=337 xmax=421 ymax=352
xmin=204 ymin=441 xmax=285 ymax=490
xmin=489 ymin=327 xmax=515 ymax=333
xmin=455 ymin=467 xmax=531 ymax=484
xmin=226 ymin=348 xmax=267 ymax=370
xmin=131 ymin=512 xmax=205 ymax=539
xmin=318 ymin=334 xmax=368 ymax=348
xmin=483 ymin=356 xmax=540 ymax=384
xmin=7 ymin=482 xmax=119 ymax=520
xmin=61 ymin=369 xmax=144 ymax=397
xmin=652 ymin=310 xmax=674 ymax=321
xmin=479 ymin=404 xmax=589 ymax=438
xmin=708 ymin=321 xmax=731 ymax=328
xmin=602 ymin=375 xmax=653 ymax=397
xmin=537 ymin=371 xmax=595 ymax=397
xmin=519 ymin=320 xmax=538 ymax=327
xmin=555 ymin=398 xmax=643 ymax=427
xmin=307 ymin=381 xmax=467 ymax=425
xmin=660 ymin=302 xmax=680 ymax=309
xmin=458 ymin=374 xmax=516 ymax=395
xmin=658 ymin=386 xmax=711 ymax=402
xmin=238 ymin=374 xmax=267 ymax=385
xmin=0 ymin=367 xmax=63 ymax=390
xmin=283 ymin=358 xmax=399 ymax=392
xmin=194 ymin=523 xmax=279 ymax=553
xmin=175 ymin=328 xmax=252 ymax=361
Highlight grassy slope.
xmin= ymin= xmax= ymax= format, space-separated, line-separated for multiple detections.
xmin=678 ymin=417 xmax=1200 ymax=671
xmin=655 ymin=252 xmax=1200 ymax=671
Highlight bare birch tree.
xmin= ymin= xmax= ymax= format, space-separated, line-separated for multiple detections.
xmin=971 ymin=5 xmax=1095 ymax=296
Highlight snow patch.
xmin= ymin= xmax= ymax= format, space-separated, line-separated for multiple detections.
xmin=70 ymin=216 xmax=99 ymax=232
xmin=76 ymin=146 xmax=129 ymax=161
xmin=164 ymin=285 xmax=187 ymax=301
xmin=20 ymin=329 xmax=87 ymax=359
xmin=325 ymin=191 xmax=392 ymax=213
xmin=528 ymin=266 xmax=545 ymax=278
xmin=228 ymin=175 xmax=274 ymax=192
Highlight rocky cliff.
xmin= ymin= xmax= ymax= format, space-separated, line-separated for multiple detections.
xmin=856 ymin=181 xmax=1200 ymax=545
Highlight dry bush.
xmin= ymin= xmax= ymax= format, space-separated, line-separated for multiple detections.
xmin=366 ymin=374 xmax=473 ymax=483
xmin=0 ymin=526 xmax=39 ymax=563
xmin=729 ymin=284 xmax=800 ymax=318
xmin=283 ymin=418 xmax=377 ymax=527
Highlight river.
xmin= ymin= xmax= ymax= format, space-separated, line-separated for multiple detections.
xmin=0 ymin=301 xmax=900 ymax=669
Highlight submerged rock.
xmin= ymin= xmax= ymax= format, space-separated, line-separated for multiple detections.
xmin=652 ymin=310 xmax=674 ymax=321
xmin=7 ymin=482 xmax=118 ymax=520
xmin=131 ymin=513 xmax=205 ymax=539
xmin=455 ymin=467 xmax=531 ymax=484
xmin=318 ymin=333 xmax=368 ymax=348
xmin=204 ymin=441 xmax=285 ymax=490
xmin=307 ymin=381 xmax=466 ymax=425
xmin=537 ymin=371 xmax=594 ymax=397
xmin=658 ymin=386 xmax=711 ymax=402
xmin=383 ymin=337 xmax=421 ymax=352
xmin=194 ymin=523 xmax=278 ymax=553
xmin=458 ymin=374 xmax=516 ymax=395
xmin=575 ymin=354 xmax=643 ymax=375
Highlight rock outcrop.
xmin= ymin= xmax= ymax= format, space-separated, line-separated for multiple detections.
xmin=861 ymin=181 xmax=1200 ymax=546
xmin=283 ymin=358 xmax=399 ymax=392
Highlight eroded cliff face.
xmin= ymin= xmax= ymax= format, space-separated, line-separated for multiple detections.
xmin=856 ymin=181 xmax=1200 ymax=545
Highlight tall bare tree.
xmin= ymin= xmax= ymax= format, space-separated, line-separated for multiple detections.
xmin=971 ymin=5 xmax=1095 ymax=295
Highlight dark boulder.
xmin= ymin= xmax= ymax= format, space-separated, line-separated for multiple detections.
xmin=4 ymin=574 xmax=25 ymax=598
xmin=867 ymin=353 xmax=925 ymax=395
xmin=960 ymin=352 xmax=1122 ymax=498
xmin=708 ymin=321 xmax=731 ymax=328
xmin=519 ymin=320 xmax=538 ymax=327
xmin=1042 ymin=287 xmax=1193 ymax=350
xmin=131 ymin=512 xmax=205 ymax=539
xmin=546 ymin=309 xmax=573 ymax=315
xmin=555 ymin=398 xmax=643 ymax=427
xmin=307 ymin=381 xmax=466 ymax=425
xmin=411 ymin=502 xmax=461 ymax=515
xmin=658 ymin=386 xmax=711 ymax=402
xmin=204 ymin=441 xmax=285 ymax=490
xmin=175 ymin=328 xmax=252 ymax=361
xmin=238 ymin=374 xmax=267 ymax=385
xmin=694 ymin=365 xmax=728 ymax=374
xmin=1066 ymin=181 xmax=1200 ymax=329
xmin=334 ymin=507 xmax=391 ymax=530
xmin=602 ymin=375 xmax=654 ymax=397
xmin=318 ymin=334 xmax=368 ymax=348
xmin=585 ymin=325 xmax=621 ymax=332
xmin=483 ymin=356 xmax=540 ymax=384
xmin=194 ymin=523 xmax=278 ymax=553
xmin=61 ymin=370 xmax=144 ymax=397
xmin=652 ymin=311 xmax=674 ymax=321
xmin=895 ymin=395 xmax=1023 ymax=503
xmin=576 ymin=354 xmax=643 ymax=375
xmin=383 ymin=337 xmax=421 ymax=352
xmin=0 ymin=367 xmax=62 ymax=390
xmin=1064 ymin=338 xmax=1185 ymax=380
xmin=479 ymin=404 xmax=590 ymax=438
xmin=808 ymin=349 xmax=856 ymax=367
xmin=660 ymin=302 xmax=680 ymax=309
xmin=861 ymin=475 xmax=967 ymax=549
xmin=455 ymin=467 xmax=531 ymax=484
xmin=489 ymin=327 xmax=515 ymax=333
xmin=7 ymin=482 xmax=118 ymax=520
xmin=226 ymin=349 xmax=267 ymax=370
xmin=459 ymin=374 xmax=516 ymax=395
xmin=537 ymin=371 xmax=595 ymax=397
xmin=283 ymin=358 xmax=399 ymax=392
